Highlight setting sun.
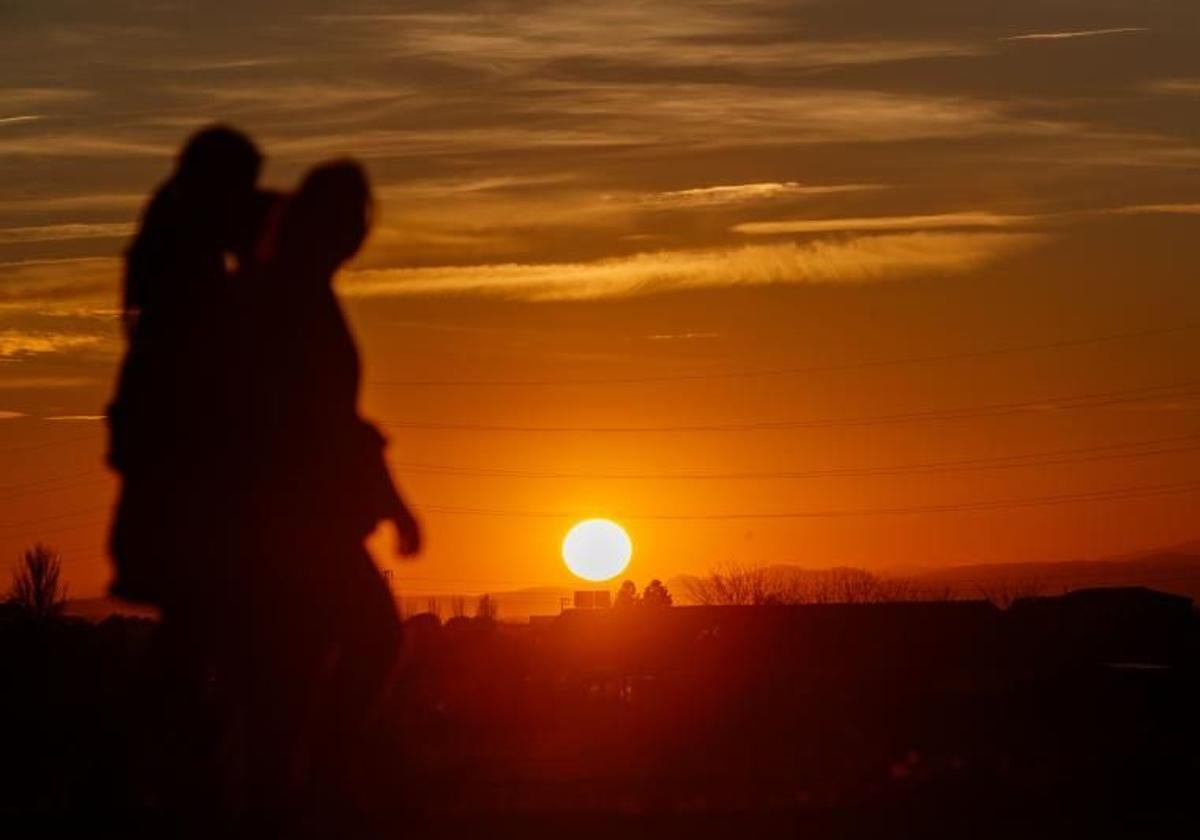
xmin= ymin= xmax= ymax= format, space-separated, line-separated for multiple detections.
xmin=562 ymin=519 xmax=633 ymax=582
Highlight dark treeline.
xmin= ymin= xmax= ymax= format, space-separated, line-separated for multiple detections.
xmin=2 ymin=584 xmax=1198 ymax=838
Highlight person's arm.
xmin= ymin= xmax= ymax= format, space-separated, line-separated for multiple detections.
xmin=357 ymin=419 xmax=422 ymax=557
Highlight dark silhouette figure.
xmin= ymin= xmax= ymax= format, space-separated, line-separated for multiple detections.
xmin=107 ymin=125 xmax=264 ymax=606
xmin=105 ymin=131 xmax=421 ymax=826
xmin=213 ymin=159 xmax=420 ymax=821
xmin=104 ymin=125 xmax=274 ymax=829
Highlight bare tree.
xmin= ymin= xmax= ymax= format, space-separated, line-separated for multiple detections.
xmin=686 ymin=561 xmax=954 ymax=607
xmin=476 ymin=593 xmax=498 ymax=622
xmin=450 ymin=595 xmax=467 ymax=618
xmin=426 ymin=596 xmax=441 ymax=618
xmin=684 ymin=560 xmax=782 ymax=606
xmin=8 ymin=543 xmax=68 ymax=617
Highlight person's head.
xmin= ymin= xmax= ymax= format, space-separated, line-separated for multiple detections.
xmin=172 ymin=125 xmax=263 ymax=247
xmin=176 ymin=124 xmax=262 ymax=195
xmin=277 ymin=159 xmax=373 ymax=277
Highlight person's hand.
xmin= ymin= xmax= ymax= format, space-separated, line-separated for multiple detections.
xmin=390 ymin=503 xmax=422 ymax=559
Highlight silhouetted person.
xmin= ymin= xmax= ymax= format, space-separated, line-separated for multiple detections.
xmin=217 ymin=159 xmax=420 ymax=822
xmin=106 ymin=131 xmax=422 ymax=826
xmin=105 ymin=126 xmax=277 ymax=827
xmin=107 ymin=124 xmax=264 ymax=606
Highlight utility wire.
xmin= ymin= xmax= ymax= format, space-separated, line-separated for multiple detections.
xmin=382 ymin=379 xmax=1200 ymax=433
xmin=411 ymin=478 xmax=1200 ymax=521
xmin=370 ymin=322 xmax=1200 ymax=388
xmin=391 ymin=433 xmax=1200 ymax=480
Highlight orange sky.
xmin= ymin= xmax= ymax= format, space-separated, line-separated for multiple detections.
xmin=2 ymin=1 xmax=1199 ymax=599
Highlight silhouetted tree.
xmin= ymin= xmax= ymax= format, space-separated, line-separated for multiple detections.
xmin=686 ymin=561 xmax=947 ymax=606
xmin=8 ymin=543 xmax=68 ymax=617
xmin=476 ymin=593 xmax=498 ymax=622
xmin=450 ymin=595 xmax=467 ymax=618
xmin=614 ymin=580 xmax=638 ymax=609
xmin=683 ymin=561 xmax=778 ymax=605
xmin=641 ymin=579 xmax=672 ymax=608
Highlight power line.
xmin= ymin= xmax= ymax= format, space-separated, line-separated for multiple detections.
xmin=2 ymin=434 xmax=1196 ymax=526
xmin=0 ymin=469 xmax=109 ymax=503
xmin=5 ymin=478 xmax=1197 ymax=546
xmin=381 ymin=379 xmax=1200 ymax=433
xmin=0 ymin=504 xmax=111 ymax=538
xmin=0 ymin=430 xmax=100 ymax=457
xmin=0 ymin=432 xmax=1193 ymax=509
xmin=369 ymin=322 xmax=1200 ymax=388
xmin=412 ymin=477 xmax=1200 ymax=520
xmin=390 ymin=433 xmax=1200 ymax=480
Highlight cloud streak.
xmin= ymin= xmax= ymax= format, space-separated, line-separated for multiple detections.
xmin=342 ymin=232 xmax=1046 ymax=302
xmin=642 ymin=182 xmax=884 ymax=208
xmin=0 ymin=330 xmax=103 ymax=359
xmin=1106 ymin=203 xmax=1200 ymax=216
xmin=0 ymin=377 xmax=96 ymax=390
xmin=0 ymin=257 xmax=119 ymax=314
xmin=1001 ymin=27 xmax=1148 ymax=42
xmin=0 ymin=193 xmax=143 ymax=214
xmin=0 ymin=222 xmax=133 ymax=245
xmin=1147 ymin=79 xmax=1200 ymax=95
xmin=733 ymin=212 xmax=1033 ymax=236
xmin=318 ymin=6 xmax=982 ymax=74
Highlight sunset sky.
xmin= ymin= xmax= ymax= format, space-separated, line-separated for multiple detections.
xmin=2 ymin=0 xmax=1199 ymax=600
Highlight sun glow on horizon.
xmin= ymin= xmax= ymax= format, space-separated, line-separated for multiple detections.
xmin=562 ymin=519 xmax=633 ymax=582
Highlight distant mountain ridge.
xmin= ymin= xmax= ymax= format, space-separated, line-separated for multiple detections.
xmin=65 ymin=541 xmax=1200 ymax=621
xmin=910 ymin=545 xmax=1200 ymax=602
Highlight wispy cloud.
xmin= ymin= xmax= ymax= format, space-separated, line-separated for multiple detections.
xmin=1106 ymin=203 xmax=1200 ymax=216
xmin=135 ymin=56 xmax=295 ymax=73
xmin=0 ymin=193 xmax=143 ymax=214
xmin=0 ymin=411 xmax=26 ymax=420
xmin=0 ymin=330 xmax=103 ymax=359
xmin=1146 ymin=79 xmax=1200 ymax=95
xmin=342 ymin=232 xmax=1046 ymax=301
xmin=0 ymin=132 xmax=169 ymax=159
xmin=44 ymin=415 xmax=105 ymax=421
xmin=733 ymin=212 xmax=1033 ymax=236
xmin=0 ymin=257 xmax=119 ymax=314
xmin=0 ymin=222 xmax=133 ymax=245
xmin=377 ymin=174 xmax=578 ymax=201
xmin=0 ymin=377 xmax=96 ymax=390
xmin=176 ymin=81 xmax=420 ymax=112
xmin=1001 ymin=27 xmax=1148 ymax=42
xmin=318 ymin=5 xmax=982 ymax=74
xmin=0 ymin=115 xmax=42 ymax=126
xmin=524 ymin=83 xmax=1040 ymax=149
xmin=0 ymin=88 xmax=92 ymax=108
xmin=647 ymin=332 xmax=719 ymax=341
xmin=642 ymin=182 xmax=884 ymax=208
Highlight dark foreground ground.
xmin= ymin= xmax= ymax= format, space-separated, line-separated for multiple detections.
xmin=3 ymin=592 xmax=1198 ymax=838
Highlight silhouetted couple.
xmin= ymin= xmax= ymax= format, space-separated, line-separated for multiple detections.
xmin=105 ymin=125 xmax=420 ymax=826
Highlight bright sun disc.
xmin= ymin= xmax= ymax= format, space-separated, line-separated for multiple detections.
xmin=562 ymin=519 xmax=632 ymax=582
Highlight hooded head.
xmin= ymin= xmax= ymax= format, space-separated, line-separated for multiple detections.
xmin=276 ymin=159 xmax=373 ymax=279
